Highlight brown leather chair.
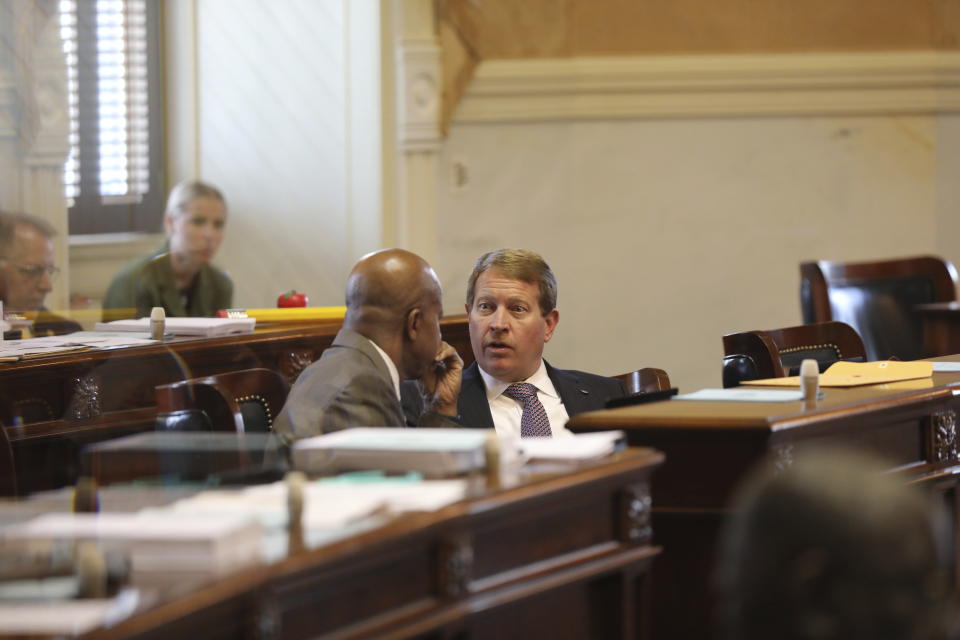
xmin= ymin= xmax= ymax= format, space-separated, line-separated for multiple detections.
xmin=155 ymin=368 xmax=290 ymax=433
xmin=722 ymin=321 xmax=866 ymax=388
xmin=800 ymin=256 xmax=958 ymax=361
xmin=612 ymin=368 xmax=672 ymax=394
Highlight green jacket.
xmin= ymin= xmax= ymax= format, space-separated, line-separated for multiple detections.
xmin=102 ymin=245 xmax=233 ymax=319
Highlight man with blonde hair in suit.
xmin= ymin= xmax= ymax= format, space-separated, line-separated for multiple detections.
xmin=457 ymin=248 xmax=626 ymax=437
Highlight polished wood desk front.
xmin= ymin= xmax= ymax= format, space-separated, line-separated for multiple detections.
xmin=918 ymin=301 xmax=960 ymax=356
xmin=78 ymin=449 xmax=662 ymax=640
xmin=569 ymin=363 xmax=960 ymax=639
xmin=0 ymin=317 xmax=473 ymax=495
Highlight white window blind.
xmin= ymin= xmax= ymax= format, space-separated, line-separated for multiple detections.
xmin=59 ymin=0 xmax=149 ymax=205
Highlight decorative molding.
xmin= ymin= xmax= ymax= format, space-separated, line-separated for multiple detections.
xmin=396 ymin=41 xmax=441 ymax=152
xmin=454 ymin=51 xmax=960 ymax=123
xmin=773 ymin=443 xmax=795 ymax=471
xmin=68 ymin=373 xmax=102 ymax=421
xmin=279 ymin=350 xmax=316 ymax=384
xmin=932 ymin=409 xmax=959 ymax=462
xmin=254 ymin=595 xmax=281 ymax=640
xmin=620 ymin=482 xmax=652 ymax=544
xmin=438 ymin=534 xmax=473 ymax=598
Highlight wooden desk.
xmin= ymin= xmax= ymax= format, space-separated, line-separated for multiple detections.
xmin=0 ymin=317 xmax=473 ymax=495
xmin=72 ymin=448 xmax=662 ymax=640
xmin=918 ymin=301 xmax=960 ymax=356
xmin=569 ymin=362 xmax=960 ymax=639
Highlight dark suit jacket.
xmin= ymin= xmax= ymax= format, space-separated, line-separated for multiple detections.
xmin=2 ymin=308 xmax=82 ymax=339
xmin=33 ymin=309 xmax=82 ymax=337
xmin=455 ymin=361 xmax=627 ymax=429
xmin=274 ymin=328 xmax=458 ymax=443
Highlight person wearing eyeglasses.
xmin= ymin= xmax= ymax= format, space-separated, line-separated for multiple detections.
xmin=102 ymin=180 xmax=232 ymax=319
xmin=0 ymin=211 xmax=80 ymax=337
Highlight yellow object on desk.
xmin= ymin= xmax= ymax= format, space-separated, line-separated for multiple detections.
xmin=741 ymin=360 xmax=934 ymax=388
xmin=218 ymin=306 xmax=347 ymax=323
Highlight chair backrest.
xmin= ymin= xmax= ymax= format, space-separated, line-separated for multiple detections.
xmin=612 ymin=368 xmax=672 ymax=394
xmin=155 ymin=368 xmax=291 ymax=433
xmin=722 ymin=321 xmax=866 ymax=388
xmin=800 ymin=256 xmax=958 ymax=361
xmin=0 ymin=423 xmax=17 ymax=497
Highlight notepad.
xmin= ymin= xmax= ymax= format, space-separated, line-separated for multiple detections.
xmin=95 ymin=317 xmax=256 ymax=337
xmin=741 ymin=360 xmax=933 ymax=388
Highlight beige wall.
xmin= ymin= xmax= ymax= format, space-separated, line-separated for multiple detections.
xmin=157 ymin=0 xmax=385 ymax=311
xmin=437 ymin=109 xmax=944 ymax=390
xmin=432 ymin=0 xmax=960 ymax=390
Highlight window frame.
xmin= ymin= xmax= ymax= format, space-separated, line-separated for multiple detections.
xmin=66 ymin=0 xmax=165 ymax=236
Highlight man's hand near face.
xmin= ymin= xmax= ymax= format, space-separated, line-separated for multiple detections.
xmin=419 ymin=341 xmax=463 ymax=417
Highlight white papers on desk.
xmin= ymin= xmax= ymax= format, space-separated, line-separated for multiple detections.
xmin=157 ymin=477 xmax=468 ymax=560
xmin=932 ymin=361 xmax=960 ymax=372
xmin=95 ymin=317 xmax=256 ymax=336
xmin=0 ymin=335 xmax=95 ymax=361
xmin=0 ymin=588 xmax=140 ymax=636
xmin=676 ymin=388 xmax=805 ymax=402
xmin=60 ymin=331 xmax=160 ymax=348
xmin=292 ymin=427 xmax=491 ymax=476
xmin=0 ymin=333 xmax=159 ymax=361
xmin=0 ymin=513 xmax=263 ymax=579
xmin=521 ymin=431 xmax=624 ymax=461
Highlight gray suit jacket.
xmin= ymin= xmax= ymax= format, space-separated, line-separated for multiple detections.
xmin=274 ymin=328 xmax=458 ymax=442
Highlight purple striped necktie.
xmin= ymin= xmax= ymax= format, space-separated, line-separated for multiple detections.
xmin=504 ymin=382 xmax=552 ymax=437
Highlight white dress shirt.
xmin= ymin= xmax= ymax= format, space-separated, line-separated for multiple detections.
xmin=369 ymin=339 xmax=401 ymax=401
xmin=479 ymin=361 xmax=573 ymax=439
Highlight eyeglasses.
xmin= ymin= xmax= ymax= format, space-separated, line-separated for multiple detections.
xmin=0 ymin=261 xmax=60 ymax=280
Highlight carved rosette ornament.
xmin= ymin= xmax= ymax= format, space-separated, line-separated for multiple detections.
xmin=773 ymin=443 xmax=794 ymax=472
xmin=932 ymin=410 xmax=959 ymax=462
xmin=439 ymin=535 xmax=473 ymax=598
xmin=68 ymin=373 xmax=101 ymax=420
xmin=621 ymin=483 xmax=653 ymax=544
xmin=279 ymin=350 xmax=315 ymax=384
xmin=254 ymin=595 xmax=280 ymax=640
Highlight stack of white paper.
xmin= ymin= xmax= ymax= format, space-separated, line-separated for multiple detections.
xmin=94 ymin=317 xmax=256 ymax=337
xmin=292 ymin=428 xmax=492 ymax=476
xmin=153 ymin=476 xmax=468 ymax=560
xmin=520 ymin=430 xmax=625 ymax=462
xmin=0 ymin=513 xmax=263 ymax=583
xmin=0 ymin=588 xmax=140 ymax=636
